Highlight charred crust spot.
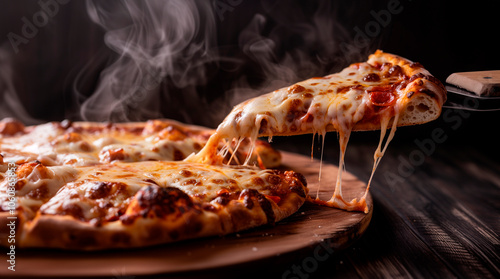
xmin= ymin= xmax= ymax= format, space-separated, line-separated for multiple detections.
xmin=239 ymin=189 xmax=258 ymax=209
xmin=407 ymin=91 xmax=415 ymax=98
xmin=258 ymin=194 xmax=275 ymax=225
xmin=363 ymin=73 xmax=380 ymax=82
xmin=285 ymin=171 xmax=307 ymax=198
xmin=0 ymin=118 xmax=25 ymax=136
xmin=213 ymin=196 xmax=231 ymax=206
xmin=213 ymin=188 xmax=238 ymax=205
xmin=239 ymin=189 xmax=276 ymax=225
xmin=131 ymin=185 xmax=195 ymax=219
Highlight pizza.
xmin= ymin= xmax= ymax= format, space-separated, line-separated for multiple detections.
xmin=0 ymin=159 xmax=306 ymax=250
xmin=0 ymin=50 xmax=445 ymax=250
xmin=0 ymin=118 xmax=281 ymax=168
xmin=0 ymin=119 xmax=303 ymax=250
xmin=191 ymin=50 xmax=446 ymax=213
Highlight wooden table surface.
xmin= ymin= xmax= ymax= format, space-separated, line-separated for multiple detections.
xmin=6 ymin=110 xmax=498 ymax=279
xmin=163 ymin=109 xmax=499 ymax=279
xmin=267 ymin=110 xmax=500 ymax=279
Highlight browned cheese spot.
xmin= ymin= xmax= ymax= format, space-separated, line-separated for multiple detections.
xmin=288 ymin=84 xmax=306 ymax=94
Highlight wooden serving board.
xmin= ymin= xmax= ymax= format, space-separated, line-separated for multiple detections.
xmin=1 ymin=152 xmax=372 ymax=277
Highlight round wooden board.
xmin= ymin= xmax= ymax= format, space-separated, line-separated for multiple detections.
xmin=3 ymin=152 xmax=372 ymax=277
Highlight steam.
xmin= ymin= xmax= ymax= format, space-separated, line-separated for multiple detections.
xmin=0 ymin=48 xmax=41 ymax=125
xmin=227 ymin=1 xmax=366 ymax=106
xmin=75 ymin=0 xmax=219 ymax=123
xmin=0 ymin=1 xmax=376 ymax=127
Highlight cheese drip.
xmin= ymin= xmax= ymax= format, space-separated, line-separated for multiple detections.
xmin=186 ymin=53 xmax=415 ymax=213
xmin=310 ymin=112 xmax=399 ymax=213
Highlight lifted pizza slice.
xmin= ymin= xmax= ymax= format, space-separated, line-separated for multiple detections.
xmin=190 ymin=50 xmax=446 ymax=212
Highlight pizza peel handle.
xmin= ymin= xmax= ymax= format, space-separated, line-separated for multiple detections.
xmin=446 ymin=70 xmax=500 ymax=96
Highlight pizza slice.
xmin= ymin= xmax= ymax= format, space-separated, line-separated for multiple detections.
xmin=190 ymin=50 xmax=446 ymax=213
xmin=0 ymin=159 xmax=307 ymax=250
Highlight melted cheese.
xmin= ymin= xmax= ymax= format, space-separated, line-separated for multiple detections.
xmin=39 ymin=161 xmax=282 ymax=221
xmin=190 ymin=54 xmax=412 ymax=213
xmin=0 ymin=122 xmax=206 ymax=167
xmin=0 ymin=164 xmax=79 ymax=217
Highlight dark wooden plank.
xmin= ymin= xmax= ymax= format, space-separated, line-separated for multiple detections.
xmin=351 ymin=143 xmax=500 ymax=279
xmin=274 ymin=133 xmax=500 ymax=279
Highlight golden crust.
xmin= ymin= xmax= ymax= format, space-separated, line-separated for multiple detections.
xmin=15 ymin=185 xmax=306 ymax=250
xmin=217 ymin=50 xmax=446 ymax=139
xmin=0 ymin=118 xmax=296 ymax=250
xmin=365 ymin=50 xmax=447 ymax=129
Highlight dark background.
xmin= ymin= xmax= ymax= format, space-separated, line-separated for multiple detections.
xmin=0 ymin=0 xmax=499 ymax=145
xmin=1 ymin=2 xmax=499 ymax=278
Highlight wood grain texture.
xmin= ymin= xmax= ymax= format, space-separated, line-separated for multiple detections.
xmin=271 ymin=131 xmax=500 ymax=279
xmin=0 ymin=152 xmax=372 ymax=278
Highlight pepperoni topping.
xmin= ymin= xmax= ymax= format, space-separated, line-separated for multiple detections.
xmin=369 ymin=88 xmax=396 ymax=106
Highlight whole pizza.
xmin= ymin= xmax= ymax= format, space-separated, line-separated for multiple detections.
xmin=0 ymin=50 xmax=446 ymax=250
